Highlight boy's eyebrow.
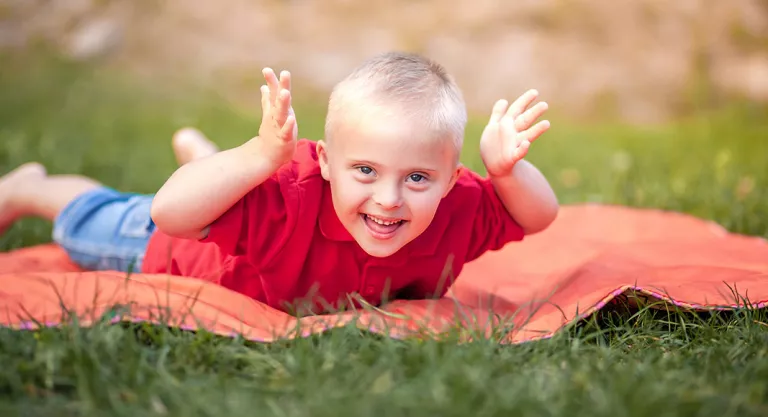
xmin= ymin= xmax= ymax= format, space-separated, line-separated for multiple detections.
xmin=350 ymin=159 xmax=379 ymax=167
xmin=349 ymin=159 xmax=439 ymax=173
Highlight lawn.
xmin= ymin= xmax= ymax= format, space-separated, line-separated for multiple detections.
xmin=1 ymin=52 xmax=768 ymax=416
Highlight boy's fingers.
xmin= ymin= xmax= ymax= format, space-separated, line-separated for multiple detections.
xmin=274 ymin=89 xmax=292 ymax=125
xmin=514 ymin=141 xmax=531 ymax=161
xmin=506 ymin=89 xmax=539 ymax=119
xmin=280 ymin=115 xmax=297 ymax=142
xmin=263 ymin=67 xmax=278 ymax=86
xmin=505 ymin=139 xmax=528 ymax=162
xmin=279 ymin=70 xmax=292 ymax=92
xmin=489 ymin=99 xmax=508 ymax=124
xmin=515 ymin=101 xmax=548 ymax=131
xmin=260 ymin=85 xmax=270 ymax=113
xmin=520 ymin=120 xmax=551 ymax=144
xmin=263 ymin=68 xmax=280 ymax=104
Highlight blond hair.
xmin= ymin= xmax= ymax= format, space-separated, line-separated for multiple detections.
xmin=324 ymin=52 xmax=467 ymax=159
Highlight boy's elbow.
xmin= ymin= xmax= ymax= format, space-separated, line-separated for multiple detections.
xmin=523 ymin=201 xmax=559 ymax=235
xmin=149 ymin=197 xmax=172 ymax=232
xmin=150 ymin=196 xmax=210 ymax=240
xmin=150 ymin=197 xmax=193 ymax=238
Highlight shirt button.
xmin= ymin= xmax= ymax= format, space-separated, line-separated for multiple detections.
xmin=364 ymin=285 xmax=376 ymax=296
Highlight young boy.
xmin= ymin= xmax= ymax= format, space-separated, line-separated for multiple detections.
xmin=0 ymin=52 xmax=558 ymax=314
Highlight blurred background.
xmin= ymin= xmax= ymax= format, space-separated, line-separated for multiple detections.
xmin=5 ymin=0 xmax=768 ymax=122
xmin=1 ymin=0 xmax=767 ymax=248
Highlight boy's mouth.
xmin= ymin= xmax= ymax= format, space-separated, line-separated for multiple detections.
xmin=361 ymin=214 xmax=406 ymax=239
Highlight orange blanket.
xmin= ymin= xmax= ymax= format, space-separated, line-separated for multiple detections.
xmin=1 ymin=204 xmax=767 ymax=344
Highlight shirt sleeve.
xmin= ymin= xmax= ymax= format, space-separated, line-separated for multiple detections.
xmin=200 ymin=167 xmax=300 ymax=269
xmin=465 ymin=172 xmax=525 ymax=262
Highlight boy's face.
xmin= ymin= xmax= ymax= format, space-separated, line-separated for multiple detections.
xmin=317 ymin=109 xmax=461 ymax=258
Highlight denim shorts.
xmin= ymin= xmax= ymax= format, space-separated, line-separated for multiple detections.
xmin=52 ymin=186 xmax=156 ymax=273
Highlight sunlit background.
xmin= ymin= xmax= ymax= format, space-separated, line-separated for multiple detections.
xmin=2 ymin=2 xmax=768 ymax=415
xmin=2 ymin=0 xmax=767 ymax=248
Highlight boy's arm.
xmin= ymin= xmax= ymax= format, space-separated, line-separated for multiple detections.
xmin=151 ymin=68 xmax=299 ymax=240
xmin=489 ymin=159 xmax=558 ymax=234
xmin=150 ymin=140 xmax=283 ymax=239
xmin=480 ymin=89 xmax=558 ymax=235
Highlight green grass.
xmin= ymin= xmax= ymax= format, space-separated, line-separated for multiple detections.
xmin=1 ymin=51 xmax=768 ymax=416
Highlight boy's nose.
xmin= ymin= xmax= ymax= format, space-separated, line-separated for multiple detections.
xmin=372 ymin=184 xmax=403 ymax=209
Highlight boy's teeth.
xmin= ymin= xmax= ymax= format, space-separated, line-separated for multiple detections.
xmin=367 ymin=215 xmax=400 ymax=226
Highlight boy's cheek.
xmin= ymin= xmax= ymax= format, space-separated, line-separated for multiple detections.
xmin=408 ymin=195 xmax=442 ymax=221
xmin=333 ymin=181 xmax=366 ymax=208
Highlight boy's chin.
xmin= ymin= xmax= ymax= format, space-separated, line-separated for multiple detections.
xmin=353 ymin=234 xmax=409 ymax=258
xmin=356 ymin=240 xmax=404 ymax=258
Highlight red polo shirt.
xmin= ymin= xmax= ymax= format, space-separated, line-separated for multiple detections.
xmin=141 ymin=139 xmax=524 ymax=314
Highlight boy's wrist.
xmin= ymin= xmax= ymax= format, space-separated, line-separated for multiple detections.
xmin=487 ymin=160 xmax=521 ymax=183
xmin=240 ymin=137 xmax=292 ymax=173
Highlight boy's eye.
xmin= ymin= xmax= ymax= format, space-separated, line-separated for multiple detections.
xmin=358 ymin=166 xmax=373 ymax=175
xmin=409 ymin=173 xmax=425 ymax=182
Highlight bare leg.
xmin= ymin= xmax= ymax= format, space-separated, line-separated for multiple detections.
xmin=172 ymin=127 xmax=219 ymax=165
xmin=0 ymin=163 xmax=102 ymax=234
xmin=0 ymin=127 xmax=217 ymax=235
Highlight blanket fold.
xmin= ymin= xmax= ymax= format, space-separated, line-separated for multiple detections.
xmin=1 ymin=204 xmax=766 ymax=344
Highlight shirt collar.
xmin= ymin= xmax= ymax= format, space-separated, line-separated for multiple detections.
xmin=318 ymin=181 xmax=355 ymax=242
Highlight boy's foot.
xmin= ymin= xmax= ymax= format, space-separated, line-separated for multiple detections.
xmin=0 ymin=162 xmax=47 ymax=235
xmin=172 ymin=128 xmax=220 ymax=165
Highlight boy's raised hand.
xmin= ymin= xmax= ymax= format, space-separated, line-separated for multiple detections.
xmin=257 ymin=68 xmax=298 ymax=166
xmin=480 ymin=89 xmax=550 ymax=178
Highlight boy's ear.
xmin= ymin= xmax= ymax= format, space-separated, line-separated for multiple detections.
xmin=316 ymin=140 xmax=331 ymax=180
xmin=443 ymin=163 xmax=463 ymax=197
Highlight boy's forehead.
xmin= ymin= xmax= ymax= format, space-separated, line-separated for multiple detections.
xmin=330 ymin=118 xmax=456 ymax=168
xmin=325 ymin=99 xmax=460 ymax=164
xmin=331 ymin=104 xmax=432 ymax=140
xmin=334 ymin=112 xmax=428 ymax=146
